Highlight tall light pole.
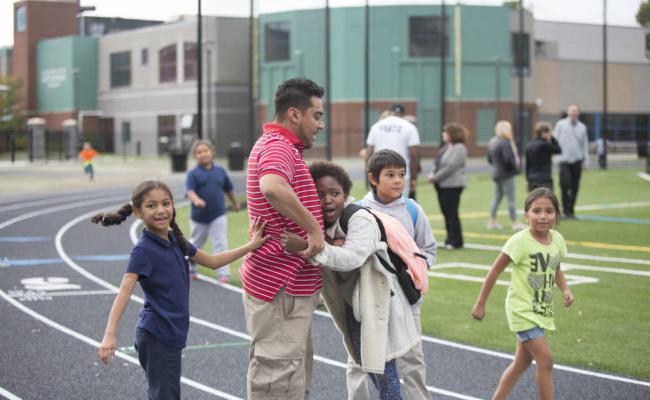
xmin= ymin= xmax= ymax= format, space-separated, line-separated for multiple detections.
xmin=602 ymin=0 xmax=608 ymax=169
xmin=325 ymin=0 xmax=332 ymax=160
xmin=440 ymin=0 xmax=446 ymax=138
xmin=197 ymin=0 xmax=203 ymax=139
xmin=248 ymin=0 xmax=255 ymax=152
xmin=517 ymin=0 xmax=525 ymax=155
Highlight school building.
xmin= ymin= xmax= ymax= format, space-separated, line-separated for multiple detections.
xmin=257 ymin=4 xmax=650 ymax=157
xmin=5 ymin=1 xmax=650 ymax=158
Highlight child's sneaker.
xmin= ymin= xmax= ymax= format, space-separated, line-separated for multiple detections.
xmin=486 ymin=222 xmax=503 ymax=230
xmin=218 ymin=275 xmax=230 ymax=284
xmin=511 ymin=222 xmax=528 ymax=230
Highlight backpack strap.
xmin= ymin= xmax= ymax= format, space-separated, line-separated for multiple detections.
xmin=339 ymin=203 xmax=387 ymax=243
xmin=405 ymin=198 xmax=419 ymax=227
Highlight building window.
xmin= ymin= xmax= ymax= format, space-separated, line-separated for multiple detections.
xmin=409 ymin=16 xmax=448 ymax=58
xmin=265 ymin=21 xmax=290 ymax=62
xmin=141 ymin=48 xmax=148 ymax=65
xmin=159 ymin=44 xmax=177 ymax=83
xmin=184 ymin=42 xmax=197 ymax=81
xmin=511 ymin=33 xmax=530 ymax=76
xmin=476 ymin=108 xmax=496 ymax=144
xmin=110 ymin=51 xmax=131 ymax=88
xmin=158 ymin=115 xmax=176 ymax=155
xmin=16 ymin=6 xmax=26 ymax=32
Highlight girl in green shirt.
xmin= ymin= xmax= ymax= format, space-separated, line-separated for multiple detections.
xmin=471 ymin=188 xmax=574 ymax=400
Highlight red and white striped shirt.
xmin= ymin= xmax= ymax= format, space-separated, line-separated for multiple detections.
xmin=241 ymin=123 xmax=324 ymax=302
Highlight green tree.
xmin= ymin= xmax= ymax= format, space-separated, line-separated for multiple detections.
xmin=0 ymin=76 xmax=24 ymax=131
xmin=637 ymin=0 xmax=650 ymax=59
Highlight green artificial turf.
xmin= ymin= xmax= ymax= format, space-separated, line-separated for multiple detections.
xmin=176 ymin=167 xmax=650 ymax=379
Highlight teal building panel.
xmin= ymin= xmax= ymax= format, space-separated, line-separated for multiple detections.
xmin=37 ymin=36 xmax=97 ymax=113
xmin=259 ymin=4 xmax=511 ymax=143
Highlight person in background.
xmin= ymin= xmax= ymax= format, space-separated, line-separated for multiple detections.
xmin=79 ymin=142 xmax=98 ymax=181
xmin=525 ymin=121 xmax=562 ymax=192
xmin=185 ymin=139 xmax=239 ymax=282
xmin=366 ymin=104 xmax=421 ymax=199
xmin=553 ymin=104 xmax=590 ymax=219
xmin=428 ymin=122 xmax=468 ymax=250
xmin=595 ymin=137 xmax=611 ymax=170
xmin=487 ymin=120 xmax=527 ymax=231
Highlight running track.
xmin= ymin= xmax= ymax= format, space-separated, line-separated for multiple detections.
xmin=1 ymin=186 xmax=649 ymax=399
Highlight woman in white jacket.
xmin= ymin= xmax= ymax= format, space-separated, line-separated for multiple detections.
xmin=283 ymin=161 xmax=424 ymax=400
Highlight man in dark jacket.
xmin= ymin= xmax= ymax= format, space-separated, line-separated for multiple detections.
xmin=525 ymin=121 xmax=562 ymax=192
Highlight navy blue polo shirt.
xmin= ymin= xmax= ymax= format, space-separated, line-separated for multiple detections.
xmin=126 ymin=230 xmax=197 ymax=349
xmin=185 ymin=164 xmax=234 ymax=224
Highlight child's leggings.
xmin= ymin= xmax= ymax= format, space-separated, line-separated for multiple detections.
xmin=345 ymin=304 xmax=403 ymax=400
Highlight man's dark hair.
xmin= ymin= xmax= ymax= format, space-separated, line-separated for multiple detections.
xmin=274 ymin=77 xmax=324 ymax=119
xmin=367 ymin=149 xmax=406 ymax=189
xmin=309 ymin=161 xmax=353 ymax=197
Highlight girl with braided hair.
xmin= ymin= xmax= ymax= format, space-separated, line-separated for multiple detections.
xmin=471 ymin=188 xmax=574 ymax=400
xmin=93 ymin=180 xmax=268 ymax=400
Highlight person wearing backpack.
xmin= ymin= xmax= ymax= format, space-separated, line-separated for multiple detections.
xmin=282 ymin=161 xmax=429 ymax=399
xmin=361 ymin=149 xmax=436 ymax=399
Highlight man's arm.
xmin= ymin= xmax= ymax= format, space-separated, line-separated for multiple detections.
xmin=259 ymin=173 xmax=324 ymax=258
xmin=408 ymin=145 xmax=419 ymax=181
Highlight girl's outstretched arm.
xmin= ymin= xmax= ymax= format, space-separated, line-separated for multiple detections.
xmin=191 ymin=217 xmax=269 ymax=270
xmin=471 ymin=252 xmax=511 ymax=320
xmin=555 ymin=265 xmax=574 ymax=307
xmin=98 ymin=272 xmax=138 ymax=364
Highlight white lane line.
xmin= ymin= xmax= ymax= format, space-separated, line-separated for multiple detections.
xmin=130 ymin=222 xmax=483 ymax=399
xmin=0 ymin=386 xmax=22 ymax=400
xmin=464 ymin=243 xmax=650 ymax=266
xmin=430 ymin=263 xmax=599 ymax=286
xmin=0 ymin=195 xmax=127 ymax=230
xmin=0 ymin=191 xmax=123 ymax=214
xmin=0 ymin=289 xmax=241 ymax=400
xmin=8 ymin=289 xmax=116 ymax=298
xmin=129 ymin=221 xmax=650 ymax=389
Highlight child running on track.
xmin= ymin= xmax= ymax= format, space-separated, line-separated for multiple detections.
xmin=92 ymin=180 xmax=268 ymax=400
xmin=471 ymin=187 xmax=575 ymax=400
xmin=79 ymin=142 xmax=98 ymax=181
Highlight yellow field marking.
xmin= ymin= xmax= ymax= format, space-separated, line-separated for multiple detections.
xmin=430 ymin=229 xmax=650 ymax=253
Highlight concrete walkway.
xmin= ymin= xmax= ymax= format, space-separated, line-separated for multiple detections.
xmin=0 ymin=153 xmax=644 ymax=200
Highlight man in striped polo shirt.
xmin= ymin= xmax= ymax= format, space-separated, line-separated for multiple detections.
xmin=241 ymin=78 xmax=325 ymax=399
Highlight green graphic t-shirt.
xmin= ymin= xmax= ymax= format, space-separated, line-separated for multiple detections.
xmin=502 ymin=229 xmax=567 ymax=332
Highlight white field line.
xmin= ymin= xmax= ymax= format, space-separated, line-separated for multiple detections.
xmin=430 ymin=263 xmax=599 ymax=286
xmin=464 ymin=243 xmax=650 ymax=267
xmin=575 ymin=200 xmax=650 ymax=211
xmin=130 ymin=221 xmax=650 ymax=389
xmin=0 ymin=386 xmax=22 ymax=400
xmin=0 ymin=289 xmax=242 ymax=400
xmin=638 ymin=172 xmax=650 ymax=182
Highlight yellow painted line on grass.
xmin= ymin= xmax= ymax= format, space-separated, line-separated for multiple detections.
xmin=431 ymin=229 xmax=650 ymax=253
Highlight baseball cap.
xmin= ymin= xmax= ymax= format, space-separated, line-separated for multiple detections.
xmin=390 ymin=103 xmax=405 ymax=114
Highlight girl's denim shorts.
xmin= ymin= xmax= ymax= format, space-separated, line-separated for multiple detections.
xmin=516 ymin=326 xmax=545 ymax=342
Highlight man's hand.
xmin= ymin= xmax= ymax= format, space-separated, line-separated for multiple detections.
xmin=301 ymin=228 xmax=325 ymax=259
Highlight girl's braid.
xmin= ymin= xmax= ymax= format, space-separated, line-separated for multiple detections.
xmin=91 ymin=203 xmax=133 ymax=226
xmin=170 ymin=209 xmax=191 ymax=257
